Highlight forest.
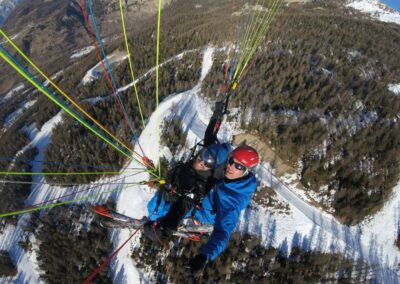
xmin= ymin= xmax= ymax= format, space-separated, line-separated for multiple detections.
xmin=132 ymin=232 xmax=372 ymax=283
xmin=0 ymin=0 xmax=398 ymax=225
xmin=0 ymin=0 xmax=399 ymax=281
xmin=202 ymin=1 xmax=400 ymax=224
xmin=34 ymin=205 xmax=113 ymax=283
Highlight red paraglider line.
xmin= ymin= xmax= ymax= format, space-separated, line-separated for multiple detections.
xmin=82 ymin=225 xmax=142 ymax=284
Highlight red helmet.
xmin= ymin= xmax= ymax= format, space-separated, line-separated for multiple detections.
xmin=231 ymin=146 xmax=259 ymax=169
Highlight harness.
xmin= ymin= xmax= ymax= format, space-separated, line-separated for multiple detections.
xmin=153 ymin=86 xmax=233 ymax=215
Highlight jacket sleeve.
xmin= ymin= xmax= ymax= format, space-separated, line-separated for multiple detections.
xmin=200 ymin=206 xmax=240 ymax=261
xmin=203 ymin=101 xmax=224 ymax=146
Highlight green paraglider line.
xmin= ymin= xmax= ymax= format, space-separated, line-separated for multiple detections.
xmin=0 ymin=28 xmax=141 ymax=163
xmin=0 ymin=0 xmax=284 ymax=220
xmin=119 ymin=0 xmax=146 ymax=130
xmin=236 ymin=0 xmax=284 ymax=81
xmin=234 ymin=0 xmax=265 ymax=74
xmin=79 ymin=0 xmax=150 ymax=163
xmin=0 ymin=171 xmax=123 ymax=176
xmin=155 ymin=0 xmax=163 ymax=177
xmin=0 ymin=188 xmax=118 ymax=218
xmin=0 ymin=182 xmax=145 ymax=218
xmin=0 ymin=46 xmax=162 ymax=181
xmin=234 ymin=0 xmax=282 ymax=80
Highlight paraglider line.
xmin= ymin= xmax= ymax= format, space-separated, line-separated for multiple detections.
xmin=118 ymin=0 xmax=146 ymax=130
xmin=0 ymin=28 xmax=140 ymax=161
xmin=85 ymin=0 xmax=148 ymax=159
xmin=83 ymin=225 xmax=142 ymax=284
xmin=155 ymin=0 xmax=163 ymax=177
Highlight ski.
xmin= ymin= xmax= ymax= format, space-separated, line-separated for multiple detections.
xmin=95 ymin=205 xmax=145 ymax=229
xmin=94 ymin=205 xmax=213 ymax=241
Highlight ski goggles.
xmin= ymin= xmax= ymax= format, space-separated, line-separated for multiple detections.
xmin=228 ymin=157 xmax=247 ymax=172
xmin=198 ymin=148 xmax=216 ymax=169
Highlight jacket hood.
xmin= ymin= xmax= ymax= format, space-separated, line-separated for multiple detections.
xmin=218 ymin=173 xmax=257 ymax=211
xmin=207 ymin=143 xmax=231 ymax=168
xmin=224 ymin=173 xmax=256 ymax=195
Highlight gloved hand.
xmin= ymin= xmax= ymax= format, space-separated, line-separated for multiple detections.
xmin=170 ymin=163 xmax=197 ymax=194
xmin=188 ymin=254 xmax=208 ymax=278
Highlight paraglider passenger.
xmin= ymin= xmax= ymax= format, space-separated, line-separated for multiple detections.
xmin=187 ymin=145 xmax=259 ymax=278
xmin=144 ymin=142 xmax=230 ymax=242
xmin=144 ymin=100 xmax=230 ymax=242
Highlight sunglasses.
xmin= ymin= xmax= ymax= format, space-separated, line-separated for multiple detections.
xmin=198 ymin=148 xmax=216 ymax=168
xmin=228 ymin=157 xmax=247 ymax=172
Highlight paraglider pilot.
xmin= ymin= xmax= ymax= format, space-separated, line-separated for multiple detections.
xmin=143 ymin=100 xmax=260 ymax=278
xmin=187 ymin=145 xmax=259 ymax=278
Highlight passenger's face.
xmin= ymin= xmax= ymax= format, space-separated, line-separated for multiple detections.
xmin=225 ymin=157 xmax=247 ymax=180
xmin=193 ymin=155 xmax=212 ymax=172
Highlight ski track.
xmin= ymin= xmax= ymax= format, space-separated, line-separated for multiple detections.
xmin=70 ymin=46 xmax=95 ymax=59
xmin=1 ymin=45 xmax=400 ymax=283
xmin=81 ymin=53 xmax=128 ymax=85
xmin=81 ymin=48 xmax=200 ymax=105
xmin=111 ymin=46 xmax=400 ymax=283
xmin=110 ymin=47 xmax=217 ymax=284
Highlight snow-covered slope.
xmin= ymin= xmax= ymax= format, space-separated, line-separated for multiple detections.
xmin=70 ymin=46 xmax=95 ymax=60
xmin=3 ymin=100 xmax=36 ymax=129
xmin=0 ymin=110 xmax=137 ymax=283
xmin=0 ymin=0 xmax=21 ymax=25
xmin=81 ymin=52 xmax=128 ymax=85
xmin=1 ymin=46 xmax=400 ymax=283
xmin=109 ymin=47 xmax=217 ymax=283
xmin=0 ymin=112 xmax=64 ymax=284
xmin=108 ymin=46 xmax=400 ymax=283
xmin=109 ymin=47 xmax=400 ymax=283
xmin=347 ymin=0 xmax=400 ymax=25
xmin=0 ymin=83 xmax=24 ymax=103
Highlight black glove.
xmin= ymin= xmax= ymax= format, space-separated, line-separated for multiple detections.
xmin=188 ymin=254 xmax=208 ymax=278
xmin=170 ymin=163 xmax=199 ymax=192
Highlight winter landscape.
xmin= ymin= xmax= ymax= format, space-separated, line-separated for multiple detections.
xmin=0 ymin=0 xmax=399 ymax=283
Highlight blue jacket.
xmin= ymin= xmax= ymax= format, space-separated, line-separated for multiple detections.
xmin=147 ymin=172 xmax=257 ymax=261
xmin=198 ymin=174 xmax=257 ymax=260
xmin=147 ymin=143 xmax=230 ymax=221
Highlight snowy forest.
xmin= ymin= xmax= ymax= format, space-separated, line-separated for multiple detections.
xmin=0 ymin=0 xmax=399 ymax=283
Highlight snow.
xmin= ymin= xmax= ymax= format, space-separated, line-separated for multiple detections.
xmin=388 ymin=83 xmax=400 ymax=96
xmin=0 ymin=32 xmax=18 ymax=44
xmin=43 ymin=70 xmax=63 ymax=87
xmin=2 ymin=44 xmax=400 ymax=283
xmin=0 ymin=112 xmax=63 ymax=284
xmin=0 ymin=219 xmax=42 ymax=284
xmin=82 ymin=49 xmax=200 ymax=104
xmin=347 ymin=0 xmax=400 ymax=25
xmin=360 ymin=182 xmax=400 ymax=265
xmin=348 ymin=49 xmax=362 ymax=58
xmin=0 ymin=0 xmax=21 ymax=25
xmin=110 ymin=47 xmax=216 ymax=283
xmin=110 ymin=46 xmax=400 ymax=282
xmin=0 ymin=111 xmax=138 ymax=283
xmin=1 ymin=83 xmax=24 ymax=103
xmin=81 ymin=52 xmax=128 ymax=85
xmin=70 ymin=46 xmax=95 ymax=59
xmin=3 ymin=100 xmax=36 ymax=128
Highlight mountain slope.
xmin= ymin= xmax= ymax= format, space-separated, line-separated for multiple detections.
xmin=0 ymin=0 xmax=399 ymax=282
xmin=347 ymin=0 xmax=400 ymax=25
xmin=0 ymin=0 xmax=21 ymax=25
xmin=110 ymin=48 xmax=399 ymax=282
